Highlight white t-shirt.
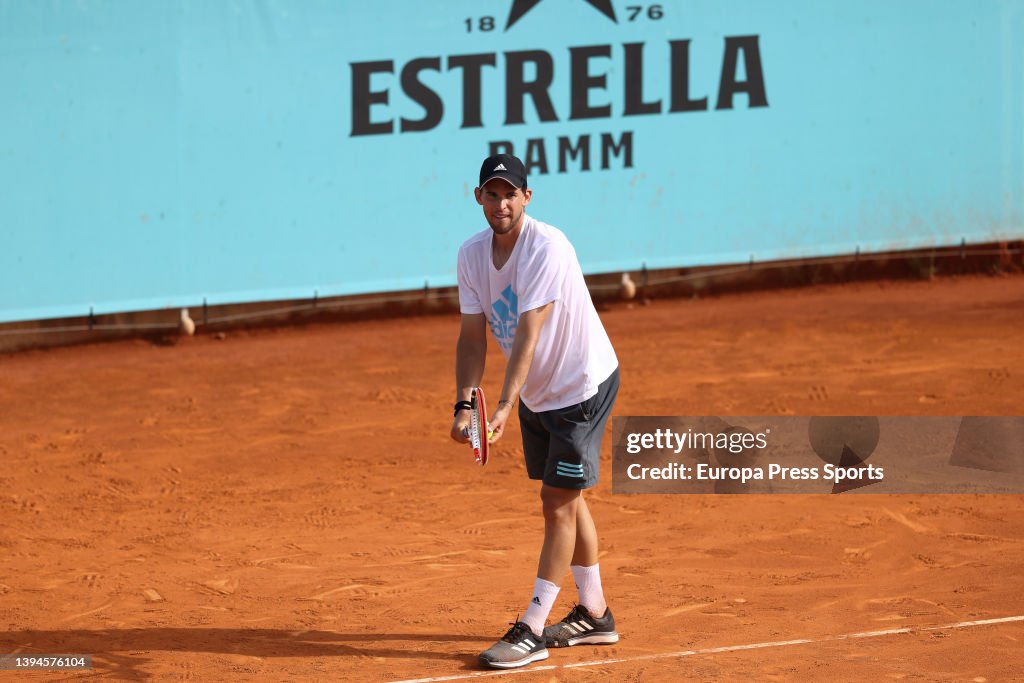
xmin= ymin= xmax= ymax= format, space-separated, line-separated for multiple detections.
xmin=457 ymin=215 xmax=618 ymax=412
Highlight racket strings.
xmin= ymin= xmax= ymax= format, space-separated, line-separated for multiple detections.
xmin=470 ymin=407 xmax=482 ymax=449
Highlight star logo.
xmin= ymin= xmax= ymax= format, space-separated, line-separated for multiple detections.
xmin=505 ymin=0 xmax=617 ymax=31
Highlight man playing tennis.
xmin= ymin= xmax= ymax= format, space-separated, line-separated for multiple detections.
xmin=450 ymin=154 xmax=621 ymax=669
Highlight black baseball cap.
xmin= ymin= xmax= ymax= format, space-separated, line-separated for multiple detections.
xmin=478 ymin=154 xmax=527 ymax=189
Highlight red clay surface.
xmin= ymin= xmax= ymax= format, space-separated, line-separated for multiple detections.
xmin=1 ymin=274 xmax=1023 ymax=682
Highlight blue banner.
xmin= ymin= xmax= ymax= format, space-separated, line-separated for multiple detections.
xmin=1 ymin=1 xmax=1021 ymax=322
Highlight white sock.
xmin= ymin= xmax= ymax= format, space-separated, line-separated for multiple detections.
xmin=571 ymin=563 xmax=607 ymax=617
xmin=521 ymin=577 xmax=560 ymax=637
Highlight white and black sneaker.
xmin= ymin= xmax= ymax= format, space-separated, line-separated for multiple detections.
xmin=544 ymin=604 xmax=619 ymax=648
xmin=478 ymin=621 xmax=549 ymax=669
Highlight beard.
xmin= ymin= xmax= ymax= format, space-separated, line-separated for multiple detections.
xmin=487 ymin=207 xmax=522 ymax=235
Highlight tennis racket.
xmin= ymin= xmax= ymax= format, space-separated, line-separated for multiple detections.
xmin=469 ymin=386 xmax=490 ymax=466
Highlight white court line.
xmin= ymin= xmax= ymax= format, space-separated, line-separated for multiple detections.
xmin=388 ymin=615 xmax=1024 ymax=683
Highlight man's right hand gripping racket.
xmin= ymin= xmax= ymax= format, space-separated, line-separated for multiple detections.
xmin=469 ymin=387 xmax=490 ymax=466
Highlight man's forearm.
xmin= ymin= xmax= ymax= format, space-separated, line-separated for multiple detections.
xmin=499 ymin=325 xmax=540 ymax=406
xmin=455 ymin=335 xmax=487 ymax=402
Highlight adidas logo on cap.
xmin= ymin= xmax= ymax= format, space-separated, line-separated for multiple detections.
xmin=479 ymin=154 xmax=526 ymax=187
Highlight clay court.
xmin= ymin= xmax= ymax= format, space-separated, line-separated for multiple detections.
xmin=1 ymin=274 xmax=1022 ymax=681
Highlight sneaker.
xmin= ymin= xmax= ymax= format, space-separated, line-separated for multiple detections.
xmin=544 ymin=604 xmax=619 ymax=648
xmin=478 ymin=621 xmax=549 ymax=669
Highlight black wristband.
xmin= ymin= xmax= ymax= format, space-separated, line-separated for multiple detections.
xmin=454 ymin=400 xmax=473 ymax=416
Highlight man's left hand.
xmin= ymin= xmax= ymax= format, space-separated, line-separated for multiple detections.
xmin=487 ymin=401 xmax=515 ymax=443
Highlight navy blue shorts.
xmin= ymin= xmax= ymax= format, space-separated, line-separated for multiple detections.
xmin=518 ymin=367 xmax=619 ymax=490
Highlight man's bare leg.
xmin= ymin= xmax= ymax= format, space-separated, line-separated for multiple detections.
xmin=565 ymin=495 xmax=607 ymax=616
xmin=571 ymin=495 xmax=599 ymax=567
xmin=537 ymin=485 xmax=581 ymax=582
